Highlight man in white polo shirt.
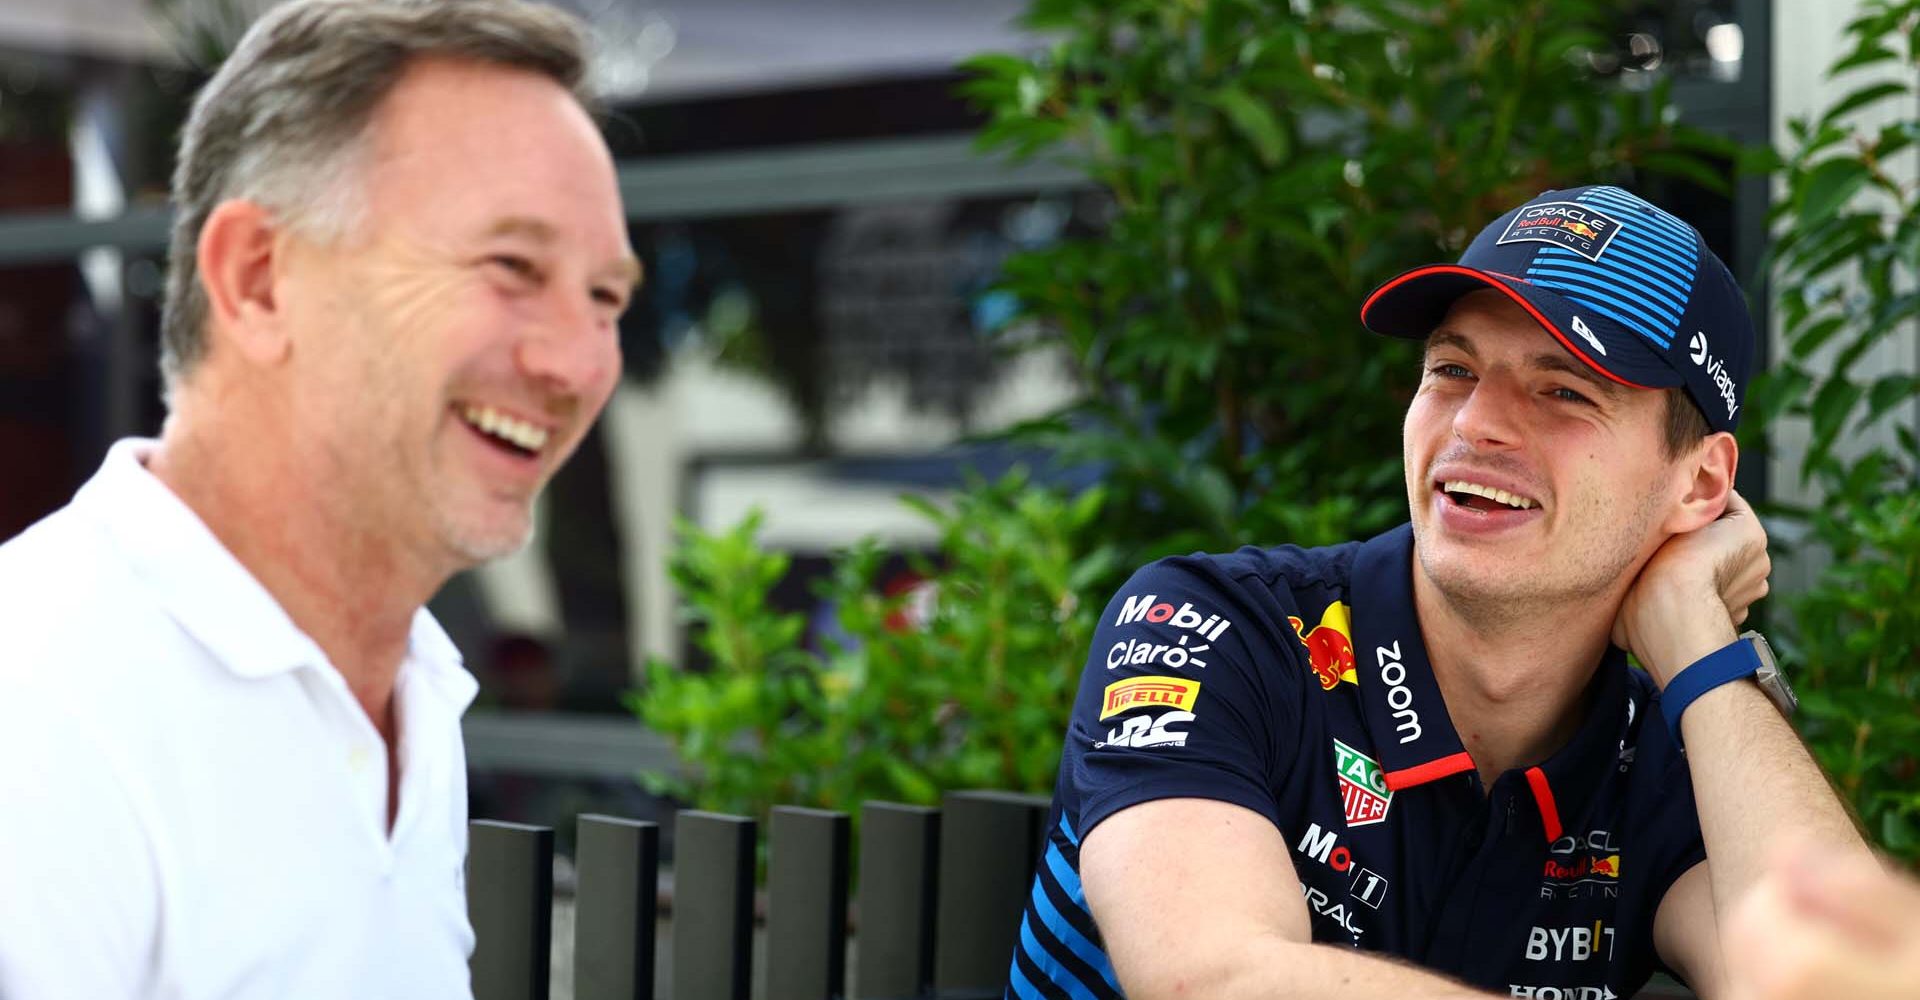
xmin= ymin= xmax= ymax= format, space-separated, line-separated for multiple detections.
xmin=0 ymin=1 xmax=637 ymax=996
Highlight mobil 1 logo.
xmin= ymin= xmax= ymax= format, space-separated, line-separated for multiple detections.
xmin=1108 ymin=593 xmax=1234 ymax=670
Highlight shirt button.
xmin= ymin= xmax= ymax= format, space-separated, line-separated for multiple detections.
xmin=349 ymin=747 xmax=371 ymax=773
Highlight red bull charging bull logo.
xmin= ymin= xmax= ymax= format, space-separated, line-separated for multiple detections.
xmin=1289 ymin=602 xmax=1359 ymax=691
xmin=1542 ymin=853 xmax=1622 ymax=886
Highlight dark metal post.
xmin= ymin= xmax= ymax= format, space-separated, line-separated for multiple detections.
xmin=468 ymin=820 xmax=555 ymax=1000
xmin=767 ymin=807 xmax=850 ymax=1000
xmin=855 ymin=802 xmax=940 ymax=1000
xmin=672 ymin=811 xmax=757 ymax=1000
xmin=574 ymin=815 xmax=660 ymax=1000
xmin=932 ymin=791 xmax=1049 ymax=995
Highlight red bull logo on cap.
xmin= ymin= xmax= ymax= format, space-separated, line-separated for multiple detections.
xmin=1289 ymin=602 xmax=1358 ymax=691
xmin=1495 ymin=201 xmax=1624 ymax=262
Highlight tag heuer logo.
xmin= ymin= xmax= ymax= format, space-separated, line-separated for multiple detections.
xmin=1334 ymin=738 xmax=1393 ymax=827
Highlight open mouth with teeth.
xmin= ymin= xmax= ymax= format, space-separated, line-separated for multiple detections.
xmin=1439 ymin=480 xmax=1539 ymax=512
xmin=458 ymin=403 xmax=551 ymax=460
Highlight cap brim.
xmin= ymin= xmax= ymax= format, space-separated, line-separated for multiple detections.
xmin=1360 ymin=264 xmax=1682 ymax=391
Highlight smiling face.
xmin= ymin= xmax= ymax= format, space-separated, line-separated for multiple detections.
xmin=275 ymin=56 xmax=635 ymax=568
xmin=1403 ymin=289 xmax=1684 ymax=617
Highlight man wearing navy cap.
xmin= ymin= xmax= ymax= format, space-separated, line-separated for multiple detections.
xmin=1007 ymin=186 xmax=1874 ymax=1000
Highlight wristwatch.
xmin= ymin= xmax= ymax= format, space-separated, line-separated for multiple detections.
xmin=1661 ymin=630 xmax=1797 ymax=746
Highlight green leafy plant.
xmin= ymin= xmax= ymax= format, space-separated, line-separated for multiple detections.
xmin=630 ymin=473 xmax=1114 ymax=819
xmin=636 ymin=0 xmax=1736 ymax=816
xmin=1753 ymin=0 xmax=1920 ymax=863
xmin=963 ymin=0 xmax=1730 ymax=554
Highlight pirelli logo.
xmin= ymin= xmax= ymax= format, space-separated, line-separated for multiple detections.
xmin=1100 ymin=676 xmax=1201 ymax=720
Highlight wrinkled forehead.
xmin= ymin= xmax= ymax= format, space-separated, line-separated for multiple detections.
xmin=360 ymin=58 xmax=622 ymax=230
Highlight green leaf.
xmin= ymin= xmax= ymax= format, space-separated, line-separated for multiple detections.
xmin=1788 ymin=314 xmax=1850 ymax=357
xmin=1808 ymin=375 xmax=1866 ymax=463
xmin=1796 ymin=158 xmax=1872 ymax=225
xmin=1865 ymin=373 xmax=1920 ymax=426
xmin=1209 ymin=86 xmax=1289 ymax=166
xmin=1829 ymin=39 xmax=1900 ymax=75
xmin=1821 ymin=82 xmax=1913 ymax=126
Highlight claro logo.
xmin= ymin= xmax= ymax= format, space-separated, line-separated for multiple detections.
xmin=1376 ymin=641 xmax=1421 ymax=744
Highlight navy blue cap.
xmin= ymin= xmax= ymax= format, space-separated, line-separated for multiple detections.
xmin=1360 ymin=185 xmax=1752 ymax=433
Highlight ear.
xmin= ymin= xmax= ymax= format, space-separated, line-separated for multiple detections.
xmin=196 ymin=199 xmax=292 ymax=369
xmin=1661 ymin=431 xmax=1738 ymax=534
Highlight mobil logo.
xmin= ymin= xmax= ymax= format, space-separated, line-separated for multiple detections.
xmin=1114 ymin=593 xmax=1233 ymax=642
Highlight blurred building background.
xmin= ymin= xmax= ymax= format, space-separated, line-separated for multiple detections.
xmin=0 ymin=0 xmax=1909 ymax=835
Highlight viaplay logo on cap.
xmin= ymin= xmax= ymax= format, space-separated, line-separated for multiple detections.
xmin=1688 ymin=330 xmax=1741 ymax=423
xmin=1495 ymin=201 xmax=1625 ymax=262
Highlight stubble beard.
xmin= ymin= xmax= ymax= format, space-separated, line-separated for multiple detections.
xmin=1414 ymin=483 xmax=1668 ymax=636
xmin=425 ymin=441 xmax=539 ymax=567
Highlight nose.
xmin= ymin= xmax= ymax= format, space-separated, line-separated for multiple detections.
xmin=515 ymin=287 xmax=622 ymax=397
xmin=1450 ymin=374 xmax=1526 ymax=450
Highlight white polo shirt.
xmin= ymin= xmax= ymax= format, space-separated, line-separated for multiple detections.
xmin=0 ymin=439 xmax=480 ymax=999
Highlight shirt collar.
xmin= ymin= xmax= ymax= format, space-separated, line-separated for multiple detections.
xmin=1348 ymin=524 xmax=1477 ymax=790
xmin=75 ymin=438 xmax=476 ymax=710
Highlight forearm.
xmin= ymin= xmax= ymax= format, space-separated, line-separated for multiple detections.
xmin=1117 ymin=933 xmax=1496 ymax=1000
xmin=1673 ymin=667 xmax=1870 ymax=923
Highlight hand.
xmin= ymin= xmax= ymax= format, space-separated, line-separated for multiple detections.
xmin=1611 ymin=489 xmax=1770 ymax=687
xmin=1725 ymin=840 xmax=1920 ymax=1000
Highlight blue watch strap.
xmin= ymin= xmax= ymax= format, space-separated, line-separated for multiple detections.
xmin=1661 ymin=638 xmax=1761 ymax=746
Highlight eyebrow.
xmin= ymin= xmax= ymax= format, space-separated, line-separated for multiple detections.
xmin=1425 ymin=328 xmax=1476 ymax=359
xmin=1424 ymin=328 xmax=1624 ymax=400
xmin=482 ymin=216 xmax=645 ymax=291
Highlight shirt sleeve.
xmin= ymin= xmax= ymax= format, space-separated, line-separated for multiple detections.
xmin=1064 ymin=557 xmax=1306 ymax=840
xmin=0 ymin=693 xmax=161 ymax=999
xmin=1628 ymin=721 xmax=1710 ymax=986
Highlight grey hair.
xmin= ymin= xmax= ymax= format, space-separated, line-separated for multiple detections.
xmin=158 ymin=0 xmax=594 ymax=398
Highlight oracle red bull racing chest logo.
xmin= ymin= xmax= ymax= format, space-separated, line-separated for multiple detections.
xmin=1333 ymin=738 xmax=1393 ymax=827
xmin=1539 ymin=830 xmax=1624 ymax=899
xmin=1495 ymin=202 xmax=1624 ymax=262
xmin=1289 ymin=602 xmax=1358 ymax=690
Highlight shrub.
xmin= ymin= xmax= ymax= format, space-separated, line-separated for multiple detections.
xmin=635 ymin=0 xmax=1728 ymax=817
xmin=1754 ymin=0 xmax=1920 ymax=863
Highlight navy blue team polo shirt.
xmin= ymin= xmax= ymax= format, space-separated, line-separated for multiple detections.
xmin=1008 ymin=524 xmax=1707 ymax=1000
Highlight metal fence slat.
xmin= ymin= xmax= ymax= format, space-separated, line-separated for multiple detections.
xmin=855 ymin=802 xmax=940 ymax=1000
xmin=574 ymin=814 xmax=660 ymax=1000
xmin=673 ymin=811 xmax=757 ymax=1000
xmin=767 ymin=807 xmax=850 ymax=1000
xmin=468 ymin=820 xmax=555 ymax=1000
xmin=932 ymin=791 xmax=1049 ymax=995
